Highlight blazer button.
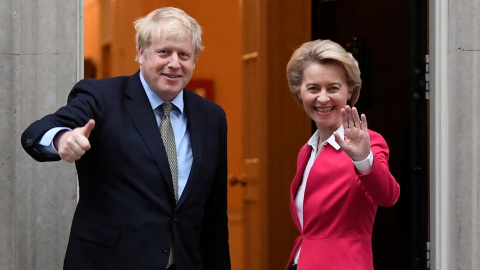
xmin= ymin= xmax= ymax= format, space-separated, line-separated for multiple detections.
xmin=162 ymin=246 xmax=170 ymax=253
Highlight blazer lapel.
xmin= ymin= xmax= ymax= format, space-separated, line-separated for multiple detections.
xmin=177 ymin=90 xmax=203 ymax=206
xmin=123 ymin=72 xmax=175 ymax=195
xmin=290 ymin=144 xmax=312 ymax=230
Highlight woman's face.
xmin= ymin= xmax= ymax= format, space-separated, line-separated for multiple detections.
xmin=297 ymin=61 xmax=353 ymax=134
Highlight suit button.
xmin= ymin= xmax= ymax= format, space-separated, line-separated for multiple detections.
xmin=173 ymin=215 xmax=178 ymax=222
xmin=162 ymin=246 xmax=170 ymax=253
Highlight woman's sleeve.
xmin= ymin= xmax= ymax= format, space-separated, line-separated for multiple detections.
xmin=357 ymin=131 xmax=400 ymax=207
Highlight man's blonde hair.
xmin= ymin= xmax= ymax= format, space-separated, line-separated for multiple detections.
xmin=134 ymin=7 xmax=204 ymax=61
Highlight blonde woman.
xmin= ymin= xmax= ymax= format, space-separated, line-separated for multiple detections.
xmin=285 ymin=39 xmax=400 ymax=270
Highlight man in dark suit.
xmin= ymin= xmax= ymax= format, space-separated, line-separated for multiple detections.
xmin=21 ymin=7 xmax=230 ymax=270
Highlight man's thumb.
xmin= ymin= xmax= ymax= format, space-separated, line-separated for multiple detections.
xmin=83 ymin=119 xmax=95 ymax=138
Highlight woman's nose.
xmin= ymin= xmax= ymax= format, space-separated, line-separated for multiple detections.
xmin=317 ymin=90 xmax=329 ymax=103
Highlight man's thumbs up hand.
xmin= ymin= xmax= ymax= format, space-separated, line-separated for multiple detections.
xmin=54 ymin=119 xmax=95 ymax=163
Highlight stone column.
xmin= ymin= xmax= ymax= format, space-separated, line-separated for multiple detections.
xmin=431 ymin=0 xmax=480 ymax=269
xmin=1 ymin=0 xmax=82 ymax=269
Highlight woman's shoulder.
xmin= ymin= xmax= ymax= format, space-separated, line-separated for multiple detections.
xmin=367 ymin=129 xmax=390 ymax=155
xmin=368 ymin=129 xmax=390 ymax=147
xmin=367 ymin=129 xmax=386 ymax=141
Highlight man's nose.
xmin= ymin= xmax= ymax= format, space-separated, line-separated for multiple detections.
xmin=168 ymin=53 xmax=181 ymax=68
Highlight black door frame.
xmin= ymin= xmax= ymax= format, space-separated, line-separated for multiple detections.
xmin=409 ymin=0 xmax=429 ymax=269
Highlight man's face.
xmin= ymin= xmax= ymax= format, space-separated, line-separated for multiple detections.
xmin=138 ymin=33 xmax=196 ymax=101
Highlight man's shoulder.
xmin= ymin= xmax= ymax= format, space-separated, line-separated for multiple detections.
xmin=183 ymin=88 xmax=224 ymax=112
xmin=77 ymin=72 xmax=139 ymax=88
xmin=72 ymin=73 xmax=142 ymax=99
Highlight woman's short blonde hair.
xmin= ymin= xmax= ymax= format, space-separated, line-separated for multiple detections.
xmin=286 ymin=39 xmax=362 ymax=107
xmin=134 ymin=7 xmax=204 ymax=61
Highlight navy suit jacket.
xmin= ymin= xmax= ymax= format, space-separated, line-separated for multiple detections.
xmin=21 ymin=72 xmax=231 ymax=270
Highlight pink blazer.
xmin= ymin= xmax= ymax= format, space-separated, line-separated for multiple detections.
xmin=286 ymin=130 xmax=400 ymax=270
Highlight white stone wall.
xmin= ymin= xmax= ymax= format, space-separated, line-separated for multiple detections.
xmin=431 ymin=0 xmax=480 ymax=269
xmin=0 ymin=0 xmax=15 ymax=268
xmin=1 ymin=0 xmax=81 ymax=269
xmin=451 ymin=0 xmax=480 ymax=268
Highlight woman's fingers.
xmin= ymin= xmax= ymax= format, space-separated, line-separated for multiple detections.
xmin=360 ymin=113 xmax=368 ymax=131
xmin=342 ymin=106 xmax=362 ymax=130
xmin=351 ymin=107 xmax=361 ymax=128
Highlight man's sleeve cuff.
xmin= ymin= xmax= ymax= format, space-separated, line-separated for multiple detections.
xmin=38 ymin=127 xmax=71 ymax=154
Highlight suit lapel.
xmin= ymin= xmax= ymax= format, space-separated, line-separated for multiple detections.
xmin=290 ymin=144 xmax=312 ymax=230
xmin=177 ymin=90 xmax=203 ymax=206
xmin=122 ymin=72 xmax=175 ymax=195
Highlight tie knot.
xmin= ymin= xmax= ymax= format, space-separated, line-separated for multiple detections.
xmin=162 ymin=103 xmax=173 ymax=116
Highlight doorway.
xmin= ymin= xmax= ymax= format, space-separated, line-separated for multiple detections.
xmin=84 ymin=1 xmax=430 ymax=268
xmin=311 ymin=0 xmax=429 ymax=269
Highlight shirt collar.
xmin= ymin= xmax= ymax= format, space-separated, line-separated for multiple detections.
xmin=307 ymin=125 xmax=344 ymax=151
xmin=139 ymin=72 xmax=185 ymax=113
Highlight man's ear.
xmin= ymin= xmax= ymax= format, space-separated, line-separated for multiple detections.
xmin=137 ymin=45 xmax=145 ymax=64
